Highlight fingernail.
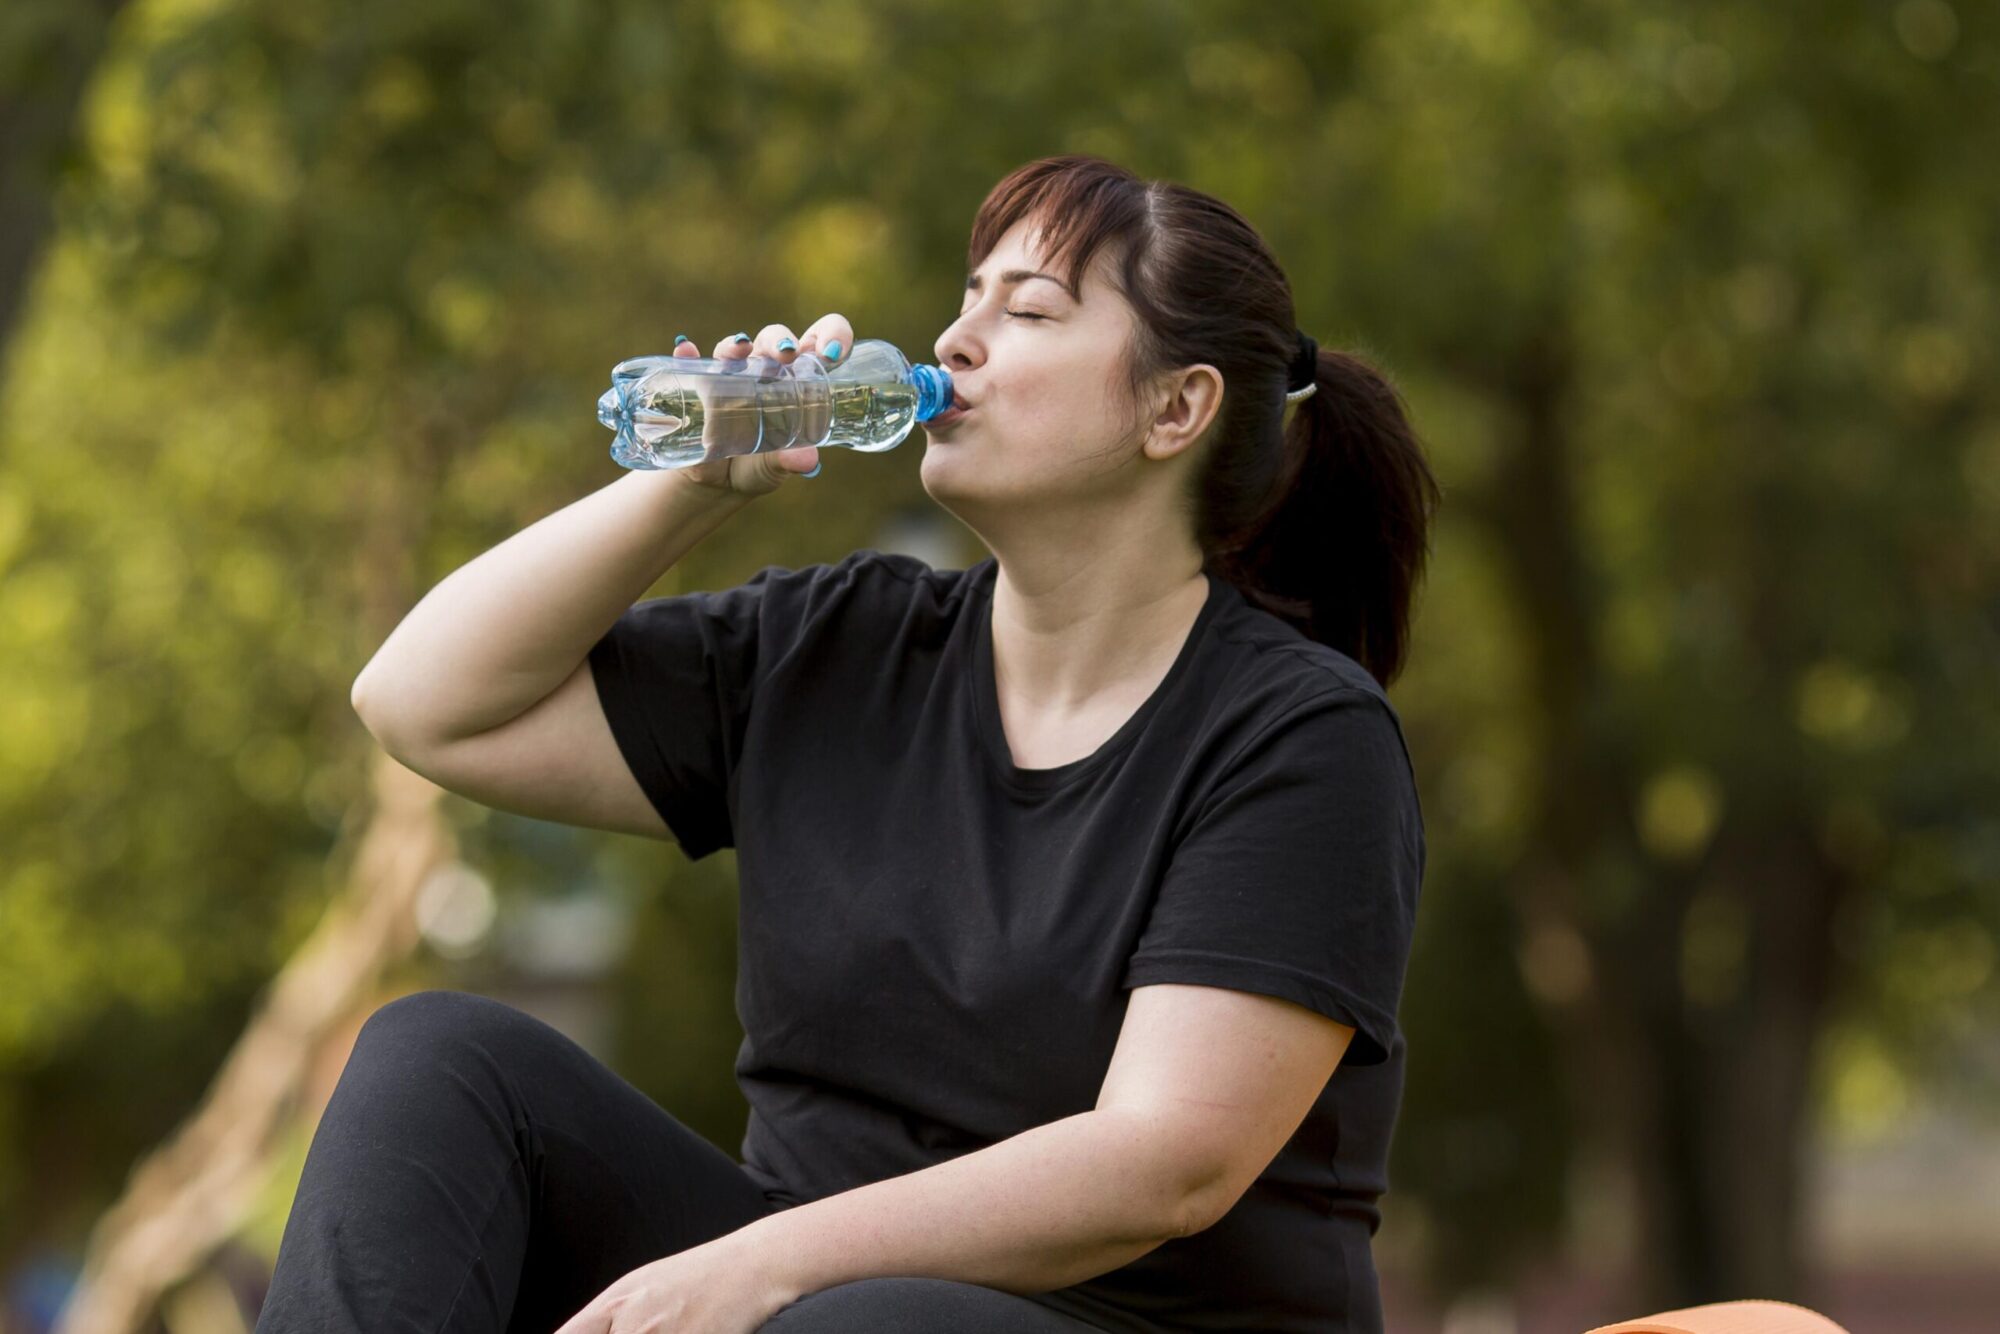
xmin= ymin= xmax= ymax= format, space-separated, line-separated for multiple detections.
xmin=778 ymin=337 xmax=796 ymax=352
xmin=673 ymin=334 xmax=690 ymax=347
xmin=803 ymin=462 xmax=823 ymax=478
xmin=825 ymin=340 xmax=843 ymax=362
xmin=733 ymin=332 xmax=751 ymax=344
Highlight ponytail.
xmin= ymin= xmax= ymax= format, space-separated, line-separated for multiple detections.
xmin=1205 ymin=346 xmax=1441 ymax=688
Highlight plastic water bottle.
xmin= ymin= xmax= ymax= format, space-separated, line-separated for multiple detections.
xmin=595 ymin=339 xmax=956 ymax=471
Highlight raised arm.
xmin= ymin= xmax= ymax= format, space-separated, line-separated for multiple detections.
xmin=351 ymin=318 xmax=850 ymax=834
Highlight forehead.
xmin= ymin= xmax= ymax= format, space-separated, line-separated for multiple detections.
xmin=984 ymin=218 xmax=1049 ymax=266
xmin=968 ymin=219 xmax=1105 ymax=302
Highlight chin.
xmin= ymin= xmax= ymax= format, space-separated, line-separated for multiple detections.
xmin=918 ymin=444 xmax=995 ymax=510
xmin=918 ymin=442 xmax=958 ymax=489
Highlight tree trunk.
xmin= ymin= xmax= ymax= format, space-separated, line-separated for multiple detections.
xmin=0 ymin=0 xmax=133 ymax=356
xmin=1643 ymin=822 xmax=1847 ymax=1308
xmin=53 ymin=749 xmax=456 ymax=1334
xmin=55 ymin=449 xmax=450 ymax=1334
xmin=1474 ymin=316 xmax=1841 ymax=1311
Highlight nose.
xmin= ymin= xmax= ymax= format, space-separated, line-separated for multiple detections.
xmin=934 ymin=310 xmax=982 ymax=374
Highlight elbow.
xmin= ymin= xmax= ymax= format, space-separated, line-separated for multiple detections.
xmin=350 ymin=667 xmax=386 ymax=735
xmin=349 ymin=667 xmax=409 ymax=753
xmin=1104 ymin=1109 xmax=1237 ymax=1241
xmin=1171 ymin=1187 xmax=1218 ymax=1240
xmin=1172 ymin=1163 xmax=1246 ymax=1238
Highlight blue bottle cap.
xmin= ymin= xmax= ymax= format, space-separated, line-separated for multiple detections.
xmin=908 ymin=364 xmax=956 ymax=421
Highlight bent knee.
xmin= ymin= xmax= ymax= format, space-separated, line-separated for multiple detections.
xmin=354 ymin=988 xmax=544 ymax=1061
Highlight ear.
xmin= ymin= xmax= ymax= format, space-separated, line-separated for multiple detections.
xmin=1142 ymin=363 xmax=1225 ymax=464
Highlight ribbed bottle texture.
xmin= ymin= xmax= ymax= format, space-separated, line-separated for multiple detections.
xmin=596 ymin=339 xmax=955 ymax=471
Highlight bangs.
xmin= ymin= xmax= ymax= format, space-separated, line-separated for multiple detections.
xmin=965 ymin=156 xmax=1151 ymax=303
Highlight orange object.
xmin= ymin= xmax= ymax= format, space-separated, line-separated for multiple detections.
xmin=1585 ymin=1299 xmax=1850 ymax=1334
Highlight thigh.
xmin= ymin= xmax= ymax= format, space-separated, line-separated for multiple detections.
xmin=450 ymin=994 xmax=780 ymax=1332
xmin=267 ymin=989 xmax=780 ymax=1334
xmin=758 ymin=1277 xmax=1105 ymax=1333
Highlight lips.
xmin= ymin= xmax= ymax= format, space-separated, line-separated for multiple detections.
xmin=928 ymin=389 xmax=975 ymax=427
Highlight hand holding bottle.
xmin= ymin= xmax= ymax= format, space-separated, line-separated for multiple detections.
xmin=662 ymin=315 xmax=853 ymax=497
xmin=599 ymin=318 xmax=956 ymax=487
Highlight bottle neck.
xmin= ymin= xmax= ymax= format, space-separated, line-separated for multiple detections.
xmin=908 ymin=364 xmax=955 ymax=421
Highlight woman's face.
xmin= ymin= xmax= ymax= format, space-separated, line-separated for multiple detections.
xmin=921 ymin=217 xmax=1160 ymax=523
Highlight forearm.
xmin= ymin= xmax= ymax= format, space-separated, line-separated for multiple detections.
xmin=725 ymin=1108 xmax=1198 ymax=1305
xmin=353 ymin=469 xmax=750 ymax=746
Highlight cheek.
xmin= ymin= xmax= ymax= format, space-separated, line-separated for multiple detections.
xmin=1003 ymin=393 xmax=1074 ymax=441
xmin=993 ymin=362 xmax=1118 ymax=433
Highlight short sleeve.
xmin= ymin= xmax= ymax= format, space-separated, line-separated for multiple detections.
xmin=1121 ymin=688 xmax=1425 ymax=1066
xmin=587 ymin=550 xmax=885 ymax=859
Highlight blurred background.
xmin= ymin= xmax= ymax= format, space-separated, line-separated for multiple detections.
xmin=2 ymin=0 xmax=1996 ymax=1331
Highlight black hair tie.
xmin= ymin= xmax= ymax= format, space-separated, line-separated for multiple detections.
xmin=1285 ymin=330 xmax=1319 ymax=402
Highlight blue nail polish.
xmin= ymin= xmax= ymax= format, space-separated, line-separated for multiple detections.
xmin=825 ymin=340 xmax=843 ymax=362
xmin=673 ymin=334 xmax=690 ymax=346
xmin=803 ymin=462 xmax=823 ymax=478
xmin=778 ymin=338 xmax=796 ymax=352
xmin=733 ymin=332 xmax=751 ymax=344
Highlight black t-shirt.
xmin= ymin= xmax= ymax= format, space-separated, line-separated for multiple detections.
xmin=588 ymin=549 xmax=1425 ymax=1333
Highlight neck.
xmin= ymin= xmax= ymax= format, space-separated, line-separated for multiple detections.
xmin=985 ymin=543 xmax=1209 ymax=711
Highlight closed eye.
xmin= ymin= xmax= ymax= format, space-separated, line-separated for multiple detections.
xmin=1006 ymin=311 xmax=1049 ymax=321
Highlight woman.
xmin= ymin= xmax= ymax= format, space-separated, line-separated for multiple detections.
xmin=263 ymin=154 xmax=1441 ymax=1333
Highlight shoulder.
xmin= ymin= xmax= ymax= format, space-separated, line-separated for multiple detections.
xmin=736 ymin=547 xmax=968 ymax=608
xmin=836 ymin=548 xmax=973 ymax=602
xmin=819 ymin=548 xmax=977 ymax=615
xmin=714 ymin=549 xmax=980 ymax=654
xmin=1195 ymin=585 xmax=1421 ymax=809
xmin=1202 ymin=582 xmax=1404 ymax=734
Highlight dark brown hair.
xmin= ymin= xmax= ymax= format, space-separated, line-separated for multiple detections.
xmin=966 ymin=155 xmax=1442 ymax=688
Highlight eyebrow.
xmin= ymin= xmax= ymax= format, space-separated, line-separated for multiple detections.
xmin=964 ymin=268 xmax=1078 ymax=301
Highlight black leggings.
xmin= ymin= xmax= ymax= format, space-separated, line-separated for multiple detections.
xmin=254 ymin=989 xmax=1103 ymax=1333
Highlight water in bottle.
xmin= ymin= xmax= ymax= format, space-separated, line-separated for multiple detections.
xmin=596 ymin=338 xmax=956 ymax=470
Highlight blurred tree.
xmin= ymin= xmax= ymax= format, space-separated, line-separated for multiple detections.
xmin=1322 ymin=0 xmax=2000 ymax=1308
xmin=57 ymin=752 xmax=451 ymax=1334
xmin=0 ymin=0 xmax=133 ymax=354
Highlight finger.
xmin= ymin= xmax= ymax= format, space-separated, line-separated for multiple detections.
xmin=752 ymin=322 xmax=800 ymax=362
xmin=672 ymin=334 xmax=699 ymax=359
xmin=796 ymin=312 xmax=855 ymax=364
xmin=776 ymin=445 xmax=820 ymax=475
xmin=711 ymin=330 xmax=755 ymax=360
